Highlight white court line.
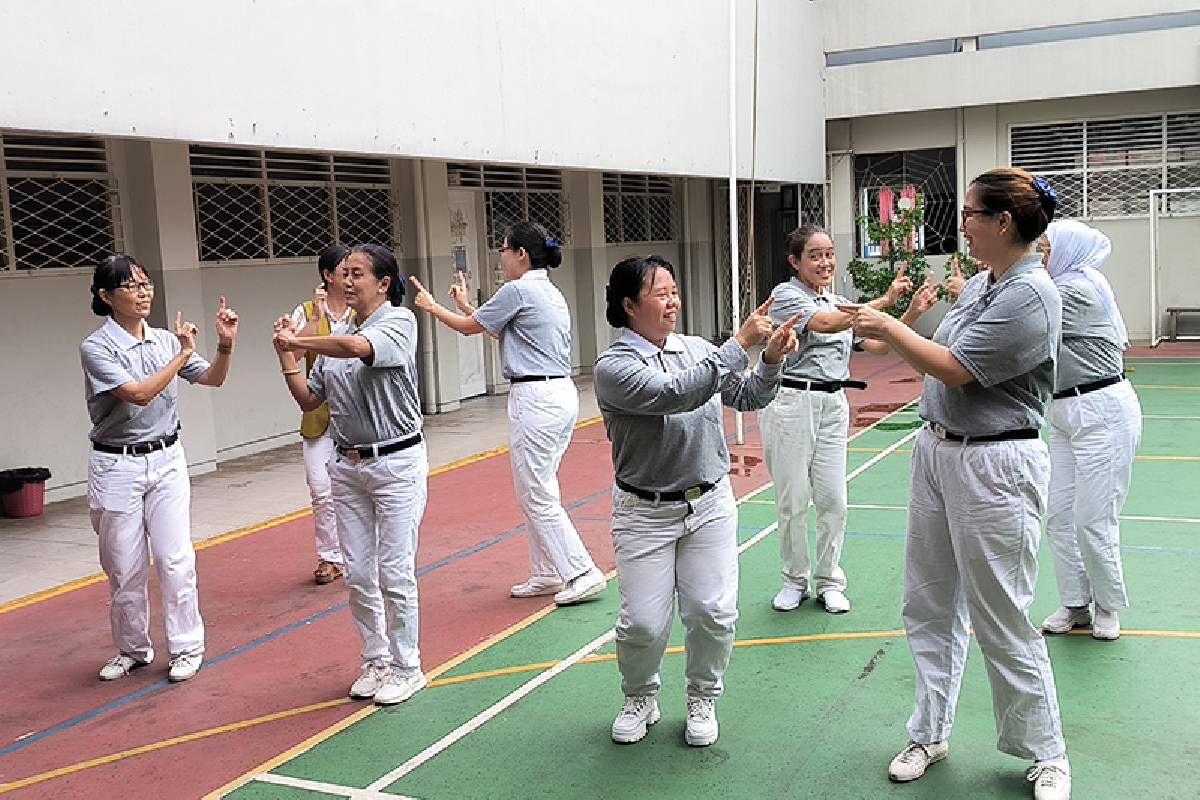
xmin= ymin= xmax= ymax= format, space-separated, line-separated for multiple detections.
xmin=1125 ymin=361 xmax=1200 ymax=366
xmin=1144 ymin=415 xmax=1200 ymax=421
xmin=846 ymin=504 xmax=1200 ymax=525
xmin=250 ymin=400 xmax=923 ymax=797
xmin=254 ymin=772 xmax=415 ymax=799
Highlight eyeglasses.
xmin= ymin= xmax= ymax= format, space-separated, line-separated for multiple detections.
xmin=117 ymin=281 xmax=155 ymax=294
xmin=961 ymin=206 xmax=997 ymax=221
xmin=496 ymin=245 xmax=513 ymax=254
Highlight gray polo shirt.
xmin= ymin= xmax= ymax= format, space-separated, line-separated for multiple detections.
xmin=308 ymin=303 xmax=423 ymax=448
xmin=768 ymin=278 xmax=853 ymax=382
xmin=594 ymin=330 xmax=781 ymax=491
xmin=80 ymin=317 xmax=210 ymax=445
xmin=919 ymin=255 xmax=1062 ymax=435
xmin=1055 ymin=277 xmax=1124 ymax=392
xmin=473 ymin=270 xmax=572 ymax=379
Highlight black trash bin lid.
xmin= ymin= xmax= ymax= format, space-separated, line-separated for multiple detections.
xmin=0 ymin=467 xmax=51 ymax=494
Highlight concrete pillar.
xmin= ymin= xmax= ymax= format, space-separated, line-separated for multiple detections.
xmin=120 ymin=140 xmax=218 ymax=475
xmin=563 ymin=170 xmax=605 ymax=372
xmin=395 ymin=158 xmax=462 ymax=414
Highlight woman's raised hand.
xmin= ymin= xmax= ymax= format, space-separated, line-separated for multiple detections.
xmin=884 ymin=262 xmax=914 ymax=306
xmin=174 ymin=311 xmax=199 ymax=352
xmin=945 ymin=257 xmax=966 ymax=300
xmin=408 ymin=276 xmax=437 ymax=312
xmin=909 ymin=273 xmax=941 ymax=317
xmin=762 ymin=312 xmax=804 ymax=365
xmin=736 ymin=297 xmax=776 ymax=350
xmin=447 ymin=271 xmax=473 ymax=313
xmin=272 ymin=315 xmax=298 ymax=353
xmin=836 ymin=303 xmax=895 ymax=341
xmin=214 ymin=296 xmax=239 ymax=343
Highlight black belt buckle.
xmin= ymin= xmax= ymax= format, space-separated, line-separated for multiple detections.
xmin=928 ymin=422 xmax=950 ymax=441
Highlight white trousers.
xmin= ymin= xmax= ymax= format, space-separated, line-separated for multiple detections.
xmin=88 ymin=442 xmax=204 ymax=660
xmin=508 ymin=379 xmax=594 ymax=583
xmin=761 ymin=387 xmax=849 ymax=594
xmin=612 ymin=477 xmax=739 ymax=700
xmin=904 ymin=428 xmax=1066 ymax=761
xmin=329 ymin=444 xmax=428 ymax=674
xmin=1047 ymin=380 xmax=1141 ymax=611
xmin=302 ymin=433 xmax=342 ymax=565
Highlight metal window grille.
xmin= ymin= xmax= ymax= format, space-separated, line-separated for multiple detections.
xmin=1010 ymin=111 xmax=1200 ymax=218
xmin=189 ymin=146 xmax=397 ymax=261
xmin=715 ymin=182 xmax=754 ymax=334
xmin=447 ymin=163 xmax=569 ymax=249
xmin=799 ymin=182 xmax=828 ymax=228
xmin=0 ymin=132 xmax=122 ymax=271
xmin=602 ymin=173 xmax=677 ymax=244
xmin=853 ymin=148 xmax=958 ymax=257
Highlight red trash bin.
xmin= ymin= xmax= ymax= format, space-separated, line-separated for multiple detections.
xmin=0 ymin=468 xmax=51 ymax=518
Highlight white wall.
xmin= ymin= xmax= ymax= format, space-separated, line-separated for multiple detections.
xmin=826 ymin=28 xmax=1200 ymax=119
xmin=823 ymin=0 xmax=1200 ymax=52
xmin=0 ymin=0 xmax=824 ymax=183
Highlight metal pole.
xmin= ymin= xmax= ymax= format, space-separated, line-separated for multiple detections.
xmin=729 ymin=0 xmax=744 ymax=445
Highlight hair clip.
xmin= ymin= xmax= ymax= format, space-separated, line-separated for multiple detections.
xmin=545 ymin=236 xmax=560 ymax=250
xmin=1032 ymin=176 xmax=1058 ymax=205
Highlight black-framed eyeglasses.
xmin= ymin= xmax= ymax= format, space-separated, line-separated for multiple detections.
xmin=961 ymin=206 xmax=997 ymax=221
xmin=117 ymin=281 xmax=155 ymax=294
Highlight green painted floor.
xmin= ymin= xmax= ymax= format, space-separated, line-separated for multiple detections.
xmin=228 ymin=360 xmax=1200 ymax=800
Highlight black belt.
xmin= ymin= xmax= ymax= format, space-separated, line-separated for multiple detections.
xmin=926 ymin=423 xmax=1039 ymax=444
xmin=1053 ymin=374 xmax=1124 ymax=400
xmin=616 ymin=478 xmax=716 ymax=503
xmin=92 ymin=431 xmax=179 ymax=456
xmin=509 ymin=375 xmax=569 ymax=383
xmin=336 ymin=433 xmax=423 ymax=461
xmin=781 ymin=379 xmax=867 ymax=393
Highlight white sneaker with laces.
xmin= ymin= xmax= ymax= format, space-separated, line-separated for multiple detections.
xmin=819 ymin=589 xmax=851 ymax=614
xmin=1041 ymin=606 xmax=1092 ymax=634
xmin=772 ymin=586 xmax=808 ymax=611
xmin=554 ymin=567 xmax=606 ymax=606
xmin=99 ymin=652 xmax=153 ymax=681
xmin=511 ymin=576 xmax=565 ymax=598
xmin=167 ymin=652 xmax=203 ymax=682
xmin=888 ymin=740 xmax=949 ymax=782
xmin=1091 ymin=606 xmax=1120 ymax=640
xmin=685 ymin=698 xmax=719 ymax=746
xmin=611 ymin=696 xmax=660 ymax=744
xmin=349 ymin=662 xmax=391 ymax=699
xmin=374 ymin=671 xmax=427 ymax=705
xmin=1028 ymin=759 xmax=1071 ymax=800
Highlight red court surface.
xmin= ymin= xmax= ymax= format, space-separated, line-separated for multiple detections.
xmin=0 ymin=353 xmax=920 ymax=799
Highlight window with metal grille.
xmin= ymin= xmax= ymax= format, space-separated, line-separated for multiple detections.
xmin=189 ymin=146 xmax=396 ymax=262
xmin=447 ymin=163 xmax=569 ymax=249
xmin=602 ymin=173 xmax=677 ymax=244
xmin=0 ymin=133 xmax=122 ymax=271
xmin=1010 ymin=111 xmax=1200 ymax=218
xmin=854 ymin=148 xmax=957 ymax=256
xmin=799 ymin=183 xmax=828 ymax=228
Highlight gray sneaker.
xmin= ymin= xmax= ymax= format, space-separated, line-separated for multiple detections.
xmin=611 ymin=696 xmax=660 ymax=744
xmin=1041 ymin=606 xmax=1092 ymax=634
xmin=374 ymin=671 xmax=427 ymax=705
xmin=349 ymin=662 xmax=391 ymax=699
xmin=1092 ymin=606 xmax=1120 ymax=640
xmin=888 ymin=740 xmax=949 ymax=782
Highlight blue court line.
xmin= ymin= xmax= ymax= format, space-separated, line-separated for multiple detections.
xmin=0 ymin=485 xmax=616 ymax=759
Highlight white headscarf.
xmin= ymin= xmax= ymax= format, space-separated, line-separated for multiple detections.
xmin=1044 ymin=219 xmax=1129 ymax=349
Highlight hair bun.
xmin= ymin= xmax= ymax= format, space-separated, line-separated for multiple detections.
xmin=1032 ymin=176 xmax=1058 ymax=213
xmin=545 ymin=236 xmax=560 ymax=251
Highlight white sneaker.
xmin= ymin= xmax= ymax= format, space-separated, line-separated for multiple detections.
xmin=99 ymin=652 xmax=153 ymax=681
xmin=819 ymin=589 xmax=851 ymax=614
xmin=888 ymin=740 xmax=949 ymax=782
xmin=1041 ymin=606 xmax=1091 ymax=634
xmin=167 ymin=652 xmax=203 ymax=682
xmin=511 ymin=576 xmax=565 ymax=598
xmin=611 ymin=695 xmax=660 ymax=744
xmin=685 ymin=698 xmax=719 ymax=747
xmin=1092 ymin=606 xmax=1120 ymax=640
xmin=374 ymin=671 xmax=427 ymax=706
xmin=349 ymin=662 xmax=391 ymax=699
xmin=772 ymin=586 xmax=808 ymax=611
xmin=554 ymin=567 xmax=607 ymax=606
xmin=1028 ymin=760 xmax=1071 ymax=800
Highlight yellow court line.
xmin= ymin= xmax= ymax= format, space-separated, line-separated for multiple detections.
xmin=1130 ymin=384 xmax=1200 ymax=391
xmin=0 ymin=416 xmax=604 ymax=617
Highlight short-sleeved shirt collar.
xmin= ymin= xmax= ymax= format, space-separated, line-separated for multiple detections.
xmin=518 ymin=269 xmax=550 ymax=283
xmin=792 ymin=278 xmax=834 ymax=303
xmin=618 ymin=328 xmax=686 ymax=357
xmin=989 ymin=255 xmax=1043 ymax=287
xmin=102 ymin=316 xmax=148 ymax=350
xmin=355 ymin=302 xmax=392 ymax=330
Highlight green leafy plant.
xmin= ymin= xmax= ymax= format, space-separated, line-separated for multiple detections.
xmin=846 ymin=196 xmax=930 ymax=317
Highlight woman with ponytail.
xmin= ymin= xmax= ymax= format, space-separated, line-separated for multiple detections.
xmin=410 ymin=221 xmax=606 ymax=607
xmin=840 ymin=169 xmax=1072 ymax=800
xmin=273 ymin=244 xmax=429 ymax=707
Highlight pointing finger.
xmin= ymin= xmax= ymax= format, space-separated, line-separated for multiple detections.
xmin=779 ymin=312 xmax=805 ymax=331
xmin=219 ymin=295 xmax=227 ymax=311
xmin=896 ymin=262 xmax=908 ymax=278
xmin=408 ymin=276 xmax=427 ymax=293
xmin=754 ymin=297 xmax=774 ymax=316
xmin=952 ymin=259 xmax=963 ymax=277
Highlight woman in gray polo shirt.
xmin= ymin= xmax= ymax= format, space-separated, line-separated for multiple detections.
xmin=409 ymin=222 xmax=605 ymax=607
xmin=596 ymin=255 xmax=800 ymax=748
xmin=274 ymin=244 xmax=428 ymax=707
xmin=762 ymin=223 xmax=914 ymax=615
xmin=81 ymin=254 xmax=239 ymax=684
xmin=840 ymin=169 xmax=1071 ymax=800
xmin=1039 ymin=220 xmax=1140 ymax=642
